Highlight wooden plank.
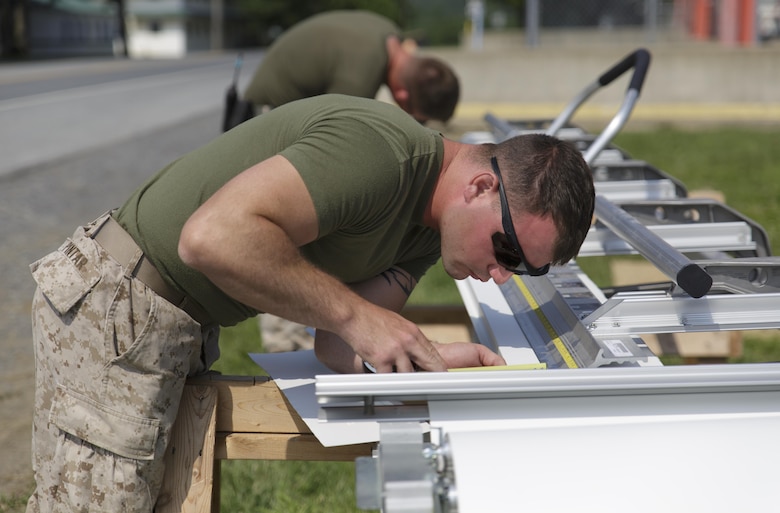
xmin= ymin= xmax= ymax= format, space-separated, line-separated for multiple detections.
xmin=215 ymin=432 xmax=373 ymax=461
xmin=188 ymin=374 xmax=310 ymax=434
xmin=642 ymin=331 xmax=743 ymax=362
xmin=157 ymin=384 xmax=218 ymax=513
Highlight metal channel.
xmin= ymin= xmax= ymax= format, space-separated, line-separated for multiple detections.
xmin=580 ymin=221 xmax=756 ymax=256
xmin=596 ymin=179 xmax=679 ymax=202
xmin=591 ymin=159 xmax=688 ymax=198
xmin=583 ymin=292 xmax=780 ymax=337
xmin=701 ymin=258 xmax=780 ymax=294
xmin=454 ymin=279 xmax=501 ymax=354
xmin=315 ymin=363 xmax=780 ymax=406
xmin=618 ymin=199 xmax=772 ymax=257
xmin=483 ymin=115 xmax=590 ymax=142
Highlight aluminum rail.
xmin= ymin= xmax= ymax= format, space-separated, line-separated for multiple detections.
xmin=618 ymin=199 xmax=772 ymax=257
xmin=593 ymin=196 xmax=713 ymax=297
xmin=582 ymin=89 xmax=639 ymax=164
xmin=583 ymin=291 xmax=780 ymax=337
xmin=316 ymin=363 xmax=780 ymax=405
xmin=700 ymin=258 xmax=780 ymax=293
xmin=580 ymin=221 xmax=755 ymax=257
xmin=483 ymin=111 xmax=525 ymax=139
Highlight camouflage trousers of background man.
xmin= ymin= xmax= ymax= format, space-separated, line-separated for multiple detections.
xmin=258 ymin=313 xmax=314 ymax=353
xmin=26 ymin=212 xmax=219 ymax=513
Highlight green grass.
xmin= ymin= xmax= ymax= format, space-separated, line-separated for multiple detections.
xmin=210 ymin=316 xmax=265 ymax=376
xmin=219 ymin=460 xmax=360 ymax=513
xmin=408 ymin=259 xmax=462 ymax=305
xmin=0 ymin=493 xmax=30 ymax=513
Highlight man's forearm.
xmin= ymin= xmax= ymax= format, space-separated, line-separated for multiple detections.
xmin=180 ymin=214 xmax=368 ymax=338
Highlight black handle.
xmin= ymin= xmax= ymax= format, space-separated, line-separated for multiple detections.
xmin=597 ymin=48 xmax=651 ymax=95
xmin=676 ymin=263 xmax=714 ymax=299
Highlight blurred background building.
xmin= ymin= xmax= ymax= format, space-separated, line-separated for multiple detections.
xmin=1 ymin=0 xmax=779 ymax=60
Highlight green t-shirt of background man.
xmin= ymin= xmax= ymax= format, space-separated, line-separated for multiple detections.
xmin=116 ymin=95 xmax=443 ymax=326
xmin=243 ymin=10 xmax=399 ymax=108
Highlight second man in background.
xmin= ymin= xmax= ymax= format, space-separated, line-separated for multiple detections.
xmin=227 ymin=10 xmax=460 ymax=129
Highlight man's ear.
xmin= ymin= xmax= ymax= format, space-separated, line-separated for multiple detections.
xmin=475 ymin=171 xmax=498 ymax=194
xmin=392 ymin=87 xmax=410 ymax=109
xmin=464 ymin=172 xmax=497 ymax=202
xmin=401 ymin=38 xmax=418 ymax=53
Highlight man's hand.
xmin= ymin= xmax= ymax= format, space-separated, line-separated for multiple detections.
xmin=433 ymin=341 xmax=506 ymax=370
xmin=314 ymin=317 xmax=448 ymax=373
xmin=315 ymin=268 xmax=449 ymax=374
xmin=330 ymin=303 xmax=448 ymax=373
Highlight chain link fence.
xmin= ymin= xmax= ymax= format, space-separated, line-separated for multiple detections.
xmin=532 ymin=0 xmax=664 ymax=28
xmin=457 ymin=0 xmax=777 ymax=49
xmin=523 ymin=0 xmax=673 ymax=47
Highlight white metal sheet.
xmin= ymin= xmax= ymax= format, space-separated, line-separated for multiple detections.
xmin=445 ymin=415 xmax=780 ymax=513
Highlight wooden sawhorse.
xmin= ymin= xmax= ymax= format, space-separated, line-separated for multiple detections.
xmin=156 ymin=374 xmax=374 ymax=513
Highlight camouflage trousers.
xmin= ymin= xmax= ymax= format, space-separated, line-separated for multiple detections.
xmin=26 ymin=212 xmax=219 ymax=513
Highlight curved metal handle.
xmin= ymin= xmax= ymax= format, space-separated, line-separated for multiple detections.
xmin=547 ymin=47 xmax=651 ymax=136
xmin=597 ymin=48 xmax=651 ymax=95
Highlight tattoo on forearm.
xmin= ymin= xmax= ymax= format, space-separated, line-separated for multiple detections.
xmin=380 ymin=268 xmax=414 ymax=297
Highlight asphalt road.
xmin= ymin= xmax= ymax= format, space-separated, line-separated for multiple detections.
xmin=0 ymin=51 xmax=264 ymax=176
xmin=0 ymin=50 xmax=263 ymax=499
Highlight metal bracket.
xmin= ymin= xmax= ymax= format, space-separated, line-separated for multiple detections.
xmin=356 ymin=423 xmax=455 ymax=513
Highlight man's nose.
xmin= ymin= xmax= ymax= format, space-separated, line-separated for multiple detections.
xmin=489 ymin=266 xmax=513 ymax=285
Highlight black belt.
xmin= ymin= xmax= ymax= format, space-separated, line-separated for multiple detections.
xmin=91 ymin=216 xmax=213 ymax=326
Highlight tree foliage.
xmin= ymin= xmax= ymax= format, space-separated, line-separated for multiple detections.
xmin=232 ymin=0 xmax=410 ymax=46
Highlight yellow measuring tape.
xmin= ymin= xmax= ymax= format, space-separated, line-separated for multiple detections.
xmin=513 ymin=276 xmax=579 ymax=368
xmin=449 ymin=363 xmax=547 ymax=372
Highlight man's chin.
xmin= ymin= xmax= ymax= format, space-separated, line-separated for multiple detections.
xmin=441 ymin=261 xmax=464 ymax=280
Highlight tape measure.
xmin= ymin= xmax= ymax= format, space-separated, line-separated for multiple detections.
xmin=511 ymin=275 xmax=580 ymax=369
xmin=450 ymin=362 xmax=547 ymax=372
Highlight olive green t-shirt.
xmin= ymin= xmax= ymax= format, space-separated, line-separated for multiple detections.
xmin=116 ymin=95 xmax=443 ymax=327
xmin=243 ymin=10 xmax=398 ymax=108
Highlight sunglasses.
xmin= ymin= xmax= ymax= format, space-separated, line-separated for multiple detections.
xmin=490 ymin=156 xmax=550 ymax=276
